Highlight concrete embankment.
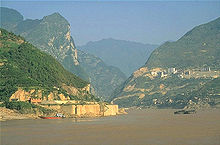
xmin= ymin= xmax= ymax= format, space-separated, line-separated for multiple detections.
xmin=43 ymin=103 xmax=121 ymax=117
xmin=0 ymin=103 xmax=126 ymax=121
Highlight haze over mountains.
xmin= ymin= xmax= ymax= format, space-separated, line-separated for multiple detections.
xmin=1 ymin=7 xmax=88 ymax=80
xmin=112 ymin=17 xmax=220 ymax=108
xmin=1 ymin=7 xmax=219 ymax=110
xmin=79 ymin=38 xmax=158 ymax=76
xmin=0 ymin=7 xmax=128 ymax=100
xmin=77 ymin=50 xmax=127 ymax=98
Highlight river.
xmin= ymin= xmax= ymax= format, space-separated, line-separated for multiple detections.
xmin=1 ymin=109 xmax=220 ymax=145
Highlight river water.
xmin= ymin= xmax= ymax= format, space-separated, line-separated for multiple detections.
xmin=1 ymin=109 xmax=220 ymax=145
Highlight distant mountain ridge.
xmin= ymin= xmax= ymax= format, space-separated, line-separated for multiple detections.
xmin=0 ymin=7 xmax=126 ymax=100
xmin=79 ymin=38 xmax=158 ymax=77
xmin=111 ymin=17 xmax=220 ymax=108
xmin=78 ymin=50 xmax=127 ymax=99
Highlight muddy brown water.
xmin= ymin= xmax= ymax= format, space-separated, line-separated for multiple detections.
xmin=1 ymin=109 xmax=220 ymax=145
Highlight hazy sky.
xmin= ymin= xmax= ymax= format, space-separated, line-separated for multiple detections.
xmin=1 ymin=1 xmax=220 ymax=45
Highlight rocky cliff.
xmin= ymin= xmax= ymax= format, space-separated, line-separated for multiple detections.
xmin=1 ymin=7 xmax=127 ymax=100
xmin=112 ymin=17 xmax=220 ymax=108
xmin=0 ymin=7 xmax=87 ymax=80
xmin=0 ymin=28 xmax=97 ymax=102
xmin=78 ymin=50 xmax=127 ymax=99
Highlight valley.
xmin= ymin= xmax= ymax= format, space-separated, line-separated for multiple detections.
xmin=0 ymin=2 xmax=220 ymax=145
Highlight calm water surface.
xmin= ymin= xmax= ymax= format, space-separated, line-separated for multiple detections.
xmin=1 ymin=109 xmax=220 ymax=145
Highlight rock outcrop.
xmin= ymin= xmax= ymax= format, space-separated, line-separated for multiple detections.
xmin=9 ymin=84 xmax=93 ymax=102
xmin=78 ymin=50 xmax=127 ymax=99
xmin=0 ymin=7 xmax=87 ymax=80
xmin=1 ymin=7 xmax=128 ymax=100
xmin=111 ymin=17 xmax=220 ymax=108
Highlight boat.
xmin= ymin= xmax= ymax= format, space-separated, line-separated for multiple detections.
xmin=39 ymin=113 xmax=65 ymax=119
xmin=174 ymin=109 xmax=196 ymax=115
xmin=39 ymin=116 xmax=62 ymax=119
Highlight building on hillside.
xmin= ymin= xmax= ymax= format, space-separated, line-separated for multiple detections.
xmin=201 ymin=67 xmax=211 ymax=72
xmin=157 ymin=71 xmax=167 ymax=78
xmin=168 ymin=68 xmax=177 ymax=74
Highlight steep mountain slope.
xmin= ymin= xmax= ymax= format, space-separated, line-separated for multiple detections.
xmin=79 ymin=38 xmax=158 ymax=76
xmin=0 ymin=7 xmax=88 ymax=80
xmin=1 ymin=7 xmax=126 ymax=100
xmin=78 ymin=50 xmax=127 ymax=99
xmin=147 ymin=17 xmax=220 ymax=69
xmin=0 ymin=29 xmax=97 ymax=102
xmin=112 ymin=17 xmax=220 ymax=108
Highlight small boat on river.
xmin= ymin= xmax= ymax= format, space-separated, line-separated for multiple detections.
xmin=39 ymin=113 xmax=65 ymax=119
xmin=39 ymin=116 xmax=62 ymax=119
xmin=174 ymin=110 xmax=196 ymax=115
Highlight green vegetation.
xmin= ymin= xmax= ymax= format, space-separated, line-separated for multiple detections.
xmin=4 ymin=101 xmax=54 ymax=114
xmin=146 ymin=17 xmax=220 ymax=69
xmin=188 ymin=78 xmax=220 ymax=105
xmin=0 ymin=7 xmax=128 ymax=100
xmin=0 ymin=7 xmax=89 ymax=81
xmin=78 ymin=50 xmax=127 ymax=99
xmin=0 ymin=28 xmax=89 ymax=101
xmin=112 ymin=17 xmax=220 ymax=108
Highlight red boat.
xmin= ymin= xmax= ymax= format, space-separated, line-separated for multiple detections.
xmin=39 ymin=116 xmax=62 ymax=119
xmin=39 ymin=113 xmax=65 ymax=119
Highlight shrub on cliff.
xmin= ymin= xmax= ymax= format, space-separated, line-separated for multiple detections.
xmin=4 ymin=101 xmax=54 ymax=114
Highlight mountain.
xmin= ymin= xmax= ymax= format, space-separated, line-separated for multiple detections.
xmin=0 ymin=7 xmax=88 ymax=80
xmin=0 ymin=28 xmax=97 ymax=102
xmin=79 ymin=38 xmax=158 ymax=76
xmin=0 ymin=7 xmax=23 ymax=30
xmin=111 ymin=17 xmax=220 ymax=108
xmin=146 ymin=17 xmax=220 ymax=69
xmin=0 ymin=7 xmax=126 ymax=100
xmin=78 ymin=50 xmax=127 ymax=99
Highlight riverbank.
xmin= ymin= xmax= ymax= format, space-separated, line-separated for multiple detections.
xmin=0 ymin=107 xmax=39 ymax=121
xmin=0 ymin=107 xmax=127 ymax=121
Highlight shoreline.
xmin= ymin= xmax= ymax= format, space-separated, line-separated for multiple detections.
xmin=0 ymin=107 xmax=39 ymax=121
xmin=0 ymin=107 xmax=127 ymax=121
xmin=1 ymin=107 xmax=218 ymax=122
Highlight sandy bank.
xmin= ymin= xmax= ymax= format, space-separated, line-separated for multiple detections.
xmin=0 ymin=107 xmax=39 ymax=121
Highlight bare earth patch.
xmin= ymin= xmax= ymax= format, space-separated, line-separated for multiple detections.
xmin=0 ymin=107 xmax=38 ymax=121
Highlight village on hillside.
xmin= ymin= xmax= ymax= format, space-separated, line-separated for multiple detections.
xmin=149 ymin=67 xmax=219 ymax=79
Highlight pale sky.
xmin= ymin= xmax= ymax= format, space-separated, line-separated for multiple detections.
xmin=1 ymin=1 xmax=220 ymax=45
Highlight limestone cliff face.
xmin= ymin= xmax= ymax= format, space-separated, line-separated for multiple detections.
xmin=18 ymin=13 xmax=79 ymax=65
xmin=1 ymin=9 xmax=88 ymax=80
xmin=1 ymin=8 xmax=128 ymax=100
xmin=9 ymin=88 xmax=70 ymax=102
xmin=9 ymin=85 xmax=92 ymax=102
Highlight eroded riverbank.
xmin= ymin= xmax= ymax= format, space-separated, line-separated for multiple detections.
xmin=0 ymin=107 xmax=39 ymax=121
